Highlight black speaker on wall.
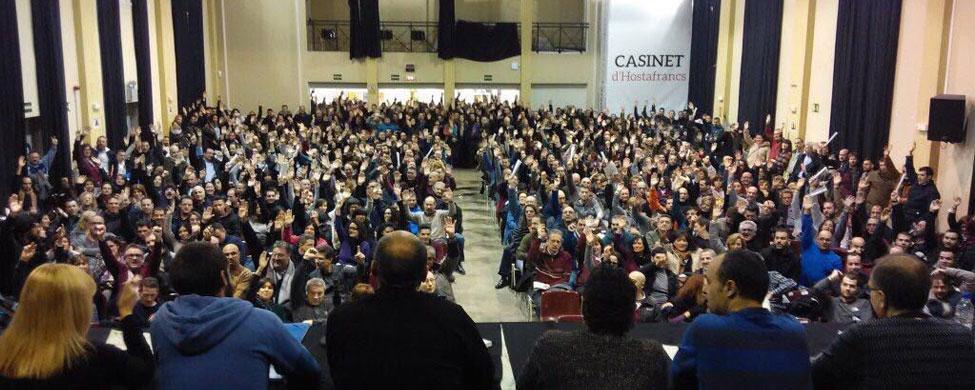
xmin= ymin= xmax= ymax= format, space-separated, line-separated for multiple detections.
xmin=927 ymin=94 xmax=967 ymax=143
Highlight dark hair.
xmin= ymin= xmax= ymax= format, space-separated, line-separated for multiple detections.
xmin=772 ymin=226 xmax=790 ymax=237
xmin=582 ymin=264 xmax=636 ymax=336
xmin=650 ymin=247 xmax=667 ymax=257
xmin=140 ymin=277 xmax=160 ymax=290
xmin=210 ymin=222 xmax=225 ymax=232
xmin=170 ymin=242 xmax=227 ymax=296
xmin=871 ymin=254 xmax=930 ymax=311
xmin=375 ymin=231 xmax=427 ymax=290
xmin=717 ymin=250 xmax=769 ymax=302
xmin=919 ymin=166 xmax=934 ymax=177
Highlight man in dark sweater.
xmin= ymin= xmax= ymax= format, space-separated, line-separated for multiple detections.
xmin=902 ymin=143 xmax=940 ymax=223
xmin=326 ymin=231 xmax=494 ymax=389
xmin=671 ymin=250 xmax=812 ymax=389
xmin=518 ymin=265 xmax=669 ymax=389
xmin=812 ymin=254 xmax=975 ymax=388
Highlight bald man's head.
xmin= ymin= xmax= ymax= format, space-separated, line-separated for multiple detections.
xmin=375 ymin=231 xmax=427 ymax=290
xmin=869 ymin=254 xmax=930 ymax=316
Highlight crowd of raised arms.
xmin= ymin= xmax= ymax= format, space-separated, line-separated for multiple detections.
xmin=2 ymin=92 xmax=973 ymax=328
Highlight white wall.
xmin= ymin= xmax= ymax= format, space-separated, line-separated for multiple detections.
xmin=148 ymin=0 xmax=162 ymax=128
xmin=119 ymin=0 xmax=138 ymax=98
xmin=60 ymin=0 xmax=81 ymax=138
xmin=935 ymin=0 xmax=975 ymax=218
xmin=532 ymin=84 xmax=587 ymax=109
xmin=16 ymin=0 xmax=39 ymax=118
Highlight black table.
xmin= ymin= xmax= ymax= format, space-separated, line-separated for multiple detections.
xmin=499 ymin=321 xmax=845 ymax=380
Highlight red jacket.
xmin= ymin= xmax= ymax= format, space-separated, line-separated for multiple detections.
xmin=528 ymin=238 xmax=573 ymax=286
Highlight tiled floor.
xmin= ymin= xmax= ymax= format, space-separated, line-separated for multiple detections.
xmin=450 ymin=169 xmax=528 ymax=323
xmin=449 ymin=169 xmax=524 ymax=389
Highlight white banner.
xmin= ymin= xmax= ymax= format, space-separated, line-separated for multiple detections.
xmin=602 ymin=0 xmax=693 ymax=112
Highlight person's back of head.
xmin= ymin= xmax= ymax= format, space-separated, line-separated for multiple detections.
xmin=375 ymin=231 xmax=427 ymax=291
xmin=0 ymin=264 xmax=95 ymax=379
xmin=869 ymin=254 xmax=930 ymax=318
xmin=583 ymin=264 xmax=636 ymax=337
xmin=170 ymin=242 xmax=227 ymax=297
xmin=706 ymin=250 xmax=768 ymax=314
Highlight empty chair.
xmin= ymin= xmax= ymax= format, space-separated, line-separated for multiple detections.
xmin=539 ymin=290 xmax=581 ymax=322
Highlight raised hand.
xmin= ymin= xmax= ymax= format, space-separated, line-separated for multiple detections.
xmin=929 ymin=199 xmax=942 ymax=213
xmin=19 ymin=243 xmax=37 ymax=263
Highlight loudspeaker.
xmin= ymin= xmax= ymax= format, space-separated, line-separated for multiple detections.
xmin=927 ymin=94 xmax=967 ymax=143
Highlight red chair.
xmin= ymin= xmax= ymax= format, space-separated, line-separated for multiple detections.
xmin=539 ymin=290 xmax=582 ymax=322
xmin=556 ymin=314 xmax=584 ymax=323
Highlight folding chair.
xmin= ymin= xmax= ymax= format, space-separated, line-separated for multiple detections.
xmin=539 ymin=290 xmax=582 ymax=322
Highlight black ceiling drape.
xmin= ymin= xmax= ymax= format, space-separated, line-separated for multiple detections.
xmin=0 ymin=0 xmax=25 ymax=203
xmin=737 ymin=0 xmax=783 ymax=132
xmin=437 ymin=0 xmax=455 ymax=59
xmin=688 ymin=0 xmax=721 ymax=117
xmin=31 ymin=0 xmax=70 ymax=183
xmin=829 ymin=0 xmax=901 ymax=161
xmin=449 ymin=21 xmax=520 ymax=62
xmin=349 ymin=0 xmax=381 ymax=59
xmin=172 ymin=0 xmax=205 ymax=109
xmin=133 ymin=0 xmax=153 ymax=131
xmin=97 ymin=0 xmax=127 ymax=151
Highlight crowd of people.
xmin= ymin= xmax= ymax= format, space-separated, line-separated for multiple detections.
xmin=0 ymin=91 xmax=973 ymax=388
xmin=480 ymin=101 xmax=974 ymax=326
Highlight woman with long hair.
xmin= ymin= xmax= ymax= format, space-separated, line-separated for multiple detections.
xmin=0 ymin=264 xmax=153 ymax=388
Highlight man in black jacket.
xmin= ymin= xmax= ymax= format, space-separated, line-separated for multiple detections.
xmin=761 ymin=227 xmax=801 ymax=281
xmin=326 ymin=231 xmax=494 ymax=389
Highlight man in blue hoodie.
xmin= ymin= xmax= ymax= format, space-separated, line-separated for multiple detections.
xmin=151 ymin=242 xmax=321 ymax=389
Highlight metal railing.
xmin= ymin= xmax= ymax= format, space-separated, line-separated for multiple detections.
xmin=306 ymin=20 xmax=588 ymax=53
xmin=532 ymin=22 xmax=588 ymax=53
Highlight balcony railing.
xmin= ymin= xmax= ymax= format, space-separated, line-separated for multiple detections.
xmin=306 ymin=20 xmax=588 ymax=53
xmin=532 ymin=22 xmax=587 ymax=53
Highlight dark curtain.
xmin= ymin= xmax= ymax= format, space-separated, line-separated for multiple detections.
xmin=349 ymin=0 xmax=381 ymax=59
xmin=97 ymin=0 xmax=126 ymax=150
xmin=450 ymin=21 xmax=520 ymax=62
xmin=737 ymin=0 xmax=783 ymax=132
xmin=829 ymin=0 xmax=901 ymax=161
xmin=172 ymin=0 xmax=205 ymax=109
xmin=688 ymin=0 xmax=721 ymax=116
xmin=437 ymin=0 xmax=455 ymax=59
xmin=0 ymin=0 xmax=24 ymax=296
xmin=133 ymin=0 xmax=153 ymax=130
xmin=0 ymin=0 xmax=25 ymax=203
xmin=31 ymin=0 xmax=70 ymax=183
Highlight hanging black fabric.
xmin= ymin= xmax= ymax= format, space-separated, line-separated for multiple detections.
xmin=349 ymin=0 xmax=381 ymax=59
xmin=737 ymin=0 xmax=783 ymax=132
xmin=172 ymin=0 xmax=205 ymax=109
xmin=97 ymin=0 xmax=127 ymax=150
xmin=688 ymin=0 xmax=721 ymax=116
xmin=0 ymin=0 xmax=25 ymax=203
xmin=450 ymin=21 xmax=520 ymax=62
xmin=437 ymin=0 xmax=455 ymax=59
xmin=133 ymin=0 xmax=153 ymax=131
xmin=829 ymin=0 xmax=901 ymax=161
xmin=31 ymin=0 xmax=71 ymax=183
